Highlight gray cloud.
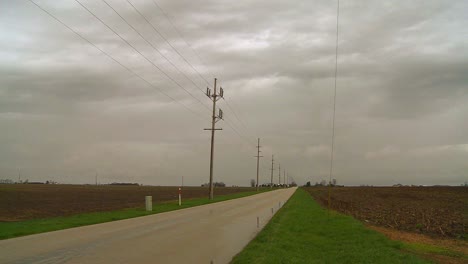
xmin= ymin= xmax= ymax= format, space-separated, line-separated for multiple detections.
xmin=0 ymin=0 xmax=467 ymax=186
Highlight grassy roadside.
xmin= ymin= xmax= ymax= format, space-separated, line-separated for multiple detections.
xmin=368 ymin=226 xmax=468 ymax=263
xmin=0 ymin=188 xmax=271 ymax=240
xmin=231 ymin=188 xmax=428 ymax=264
xmin=402 ymin=242 xmax=467 ymax=260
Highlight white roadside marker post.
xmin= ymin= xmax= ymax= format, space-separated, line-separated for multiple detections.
xmin=145 ymin=196 xmax=152 ymax=211
xmin=178 ymin=187 xmax=182 ymax=206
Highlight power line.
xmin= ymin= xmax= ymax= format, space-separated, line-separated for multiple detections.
xmin=222 ymin=97 xmax=253 ymax=137
xmin=148 ymin=0 xmax=256 ymax=141
xmin=74 ymin=0 xmax=211 ymax=113
xmin=100 ymin=1 xmax=259 ymax=168
xmin=29 ymin=0 xmax=271 ymax=187
xmin=131 ymin=0 xmax=260 ymax=154
xmin=224 ymin=119 xmax=256 ymax=146
xmin=106 ymin=0 xmax=253 ymax=147
xmin=101 ymin=0 xmax=212 ymax=110
xmin=219 ymin=126 xmax=271 ymax=182
xmin=27 ymin=0 xmax=206 ymax=121
xmin=216 ymin=117 xmax=270 ymax=171
xmin=128 ymin=0 xmax=211 ymax=87
xmin=151 ymin=0 xmax=212 ymax=83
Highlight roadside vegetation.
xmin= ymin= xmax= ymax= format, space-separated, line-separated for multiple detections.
xmin=0 ymin=188 xmax=270 ymax=240
xmin=232 ymin=188 xmax=429 ymax=264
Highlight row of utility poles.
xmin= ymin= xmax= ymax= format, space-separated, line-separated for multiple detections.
xmin=205 ymin=78 xmax=290 ymax=200
xmin=254 ymin=139 xmax=290 ymax=190
xmin=268 ymin=153 xmax=289 ymax=189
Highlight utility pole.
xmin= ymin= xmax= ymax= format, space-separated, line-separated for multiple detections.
xmin=278 ymin=163 xmax=281 ymax=186
xmin=204 ymin=78 xmax=224 ymax=200
xmin=270 ymin=155 xmax=274 ymax=188
xmin=95 ymin=172 xmax=98 ymax=186
xmin=254 ymin=138 xmax=263 ymax=191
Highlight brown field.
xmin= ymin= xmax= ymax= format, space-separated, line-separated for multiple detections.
xmin=304 ymin=186 xmax=468 ymax=239
xmin=0 ymin=184 xmax=255 ymax=221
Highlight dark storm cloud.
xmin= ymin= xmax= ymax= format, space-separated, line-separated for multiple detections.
xmin=0 ymin=0 xmax=467 ymax=186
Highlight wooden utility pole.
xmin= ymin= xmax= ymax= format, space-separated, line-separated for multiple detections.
xmin=254 ymin=138 xmax=263 ymax=191
xmin=204 ymin=78 xmax=224 ymax=200
xmin=270 ymin=155 xmax=274 ymax=189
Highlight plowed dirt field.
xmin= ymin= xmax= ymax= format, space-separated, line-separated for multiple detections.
xmin=0 ymin=184 xmax=255 ymax=221
xmin=305 ymin=186 xmax=467 ymax=239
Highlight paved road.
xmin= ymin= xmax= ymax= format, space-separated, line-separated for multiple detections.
xmin=0 ymin=187 xmax=297 ymax=264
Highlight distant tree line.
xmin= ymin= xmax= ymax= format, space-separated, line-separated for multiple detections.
xmin=0 ymin=179 xmax=58 ymax=184
xmin=304 ymin=179 xmax=338 ymax=187
xmin=201 ymin=182 xmax=226 ymax=187
xmin=257 ymin=182 xmax=297 ymax=188
xmin=109 ymin=182 xmax=139 ymax=186
xmin=0 ymin=179 xmax=14 ymax=184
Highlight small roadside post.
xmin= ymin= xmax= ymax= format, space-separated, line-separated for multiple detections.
xmin=145 ymin=196 xmax=152 ymax=211
xmin=178 ymin=187 xmax=182 ymax=206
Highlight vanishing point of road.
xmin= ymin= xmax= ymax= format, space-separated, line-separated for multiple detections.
xmin=0 ymin=187 xmax=297 ymax=264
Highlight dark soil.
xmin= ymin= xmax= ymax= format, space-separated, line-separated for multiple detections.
xmin=0 ymin=184 xmax=254 ymax=221
xmin=304 ymin=186 xmax=467 ymax=239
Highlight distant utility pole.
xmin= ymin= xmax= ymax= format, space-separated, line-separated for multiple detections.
xmin=254 ymin=138 xmax=263 ymax=191
xmin=204 ymin=78 xmax=224 ymax=200
xmin=95 ymin=172 xmax=98 ymax=186
xmin=278 ymin=163 xmax=281 ymax=186
xmin=270 ymin=155 xmax=275 ymax=188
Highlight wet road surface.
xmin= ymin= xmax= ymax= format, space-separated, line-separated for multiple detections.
xmin=0 ymin=187 xmax=296 ymax=264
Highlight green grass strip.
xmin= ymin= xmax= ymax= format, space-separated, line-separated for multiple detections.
xmin=402 ymin=242 xmax=467 ymax=259
xmin=232 ymin=188 xmax=429 ymax=264
xmin=0 ymin=189 xmax=270 ymax=240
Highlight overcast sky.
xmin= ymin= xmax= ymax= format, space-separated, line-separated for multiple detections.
xmin=1 ymin=0 xmax=467 ymax=186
